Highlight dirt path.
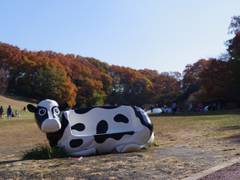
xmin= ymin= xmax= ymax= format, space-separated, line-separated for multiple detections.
xmin=0 ymin=146 xmax=221 ymax=179
xmin=200 ymin=163 xmax=240 ymax=180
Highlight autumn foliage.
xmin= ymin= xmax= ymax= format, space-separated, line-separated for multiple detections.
xmin=0 ymin=16 xmax=240 ymax=108
xmin=0 ymin=42 xmax=181 ymax=107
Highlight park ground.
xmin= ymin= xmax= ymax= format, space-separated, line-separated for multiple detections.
xmin=1 ymin=97 xmax=240 ymax=179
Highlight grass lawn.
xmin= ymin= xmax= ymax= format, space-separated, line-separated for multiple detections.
xmin=0 ymin=113 xmax=240 ymax=179
xmin=152 ymin=113 xmax=240 ymax=148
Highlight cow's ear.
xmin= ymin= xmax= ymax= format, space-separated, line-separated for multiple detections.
xmin=27 ymin=104 xmax=37 ymax=113
xmin=59 ymin=103 xmax=69 ymax=111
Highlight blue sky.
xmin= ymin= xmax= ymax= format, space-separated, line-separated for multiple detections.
xmin=0 ymin=1 xmax=240 ymax=73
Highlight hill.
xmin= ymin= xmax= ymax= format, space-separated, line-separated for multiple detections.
xmin=0 ymin=95 xmax=34 ymax=110
xmin=0 ymin=95 xmax=35 ymax=119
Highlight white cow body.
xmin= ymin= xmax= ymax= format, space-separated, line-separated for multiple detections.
xmin=28 ymin=100 xmax=154 ymax=156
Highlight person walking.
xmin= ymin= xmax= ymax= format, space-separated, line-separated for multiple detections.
xmin=171 ymin=101 xmax=177 ymax=113
xmin=0 ymin=106 xmax=3 ymax=118
xmin=7 ymin=105 xmax=13 ymax=119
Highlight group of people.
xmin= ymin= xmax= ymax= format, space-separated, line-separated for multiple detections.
xmin=161 ymin=101 xmax=223 ymax=113
xmin=147 ymin=101 xmax=223 ymax=115
xmin=0 ymin=105 xmax=21 ymax=119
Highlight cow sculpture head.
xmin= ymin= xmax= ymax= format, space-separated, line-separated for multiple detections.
xmin=27 ymin=99 xmax=62 ymax=133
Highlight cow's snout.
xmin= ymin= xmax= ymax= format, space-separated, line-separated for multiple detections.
xmin=41 ymin=119 xmax=61 ymax=133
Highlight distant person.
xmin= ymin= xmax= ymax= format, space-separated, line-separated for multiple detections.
xmin=188 ymin=103 xmax=193 ymax=112
xmin=171 ymin=102 xmax=177 ymax=113
xmin=162 ymin=105 xmax=167 ymax=113
xmin=203 ymin=105 xmax=209 ymax=112
xmin=7 ymin=105 xmax=13 ymax=119
xmin=15 ymin=110 xmax=20 ymax=117
xmin=198 ymin=103 xmax=203 ymax=112
xmin=150 ymin=106 xmax=154 ymax=113
xmin=0 ymin=106 xmax=3 ymax=118
xmin=23 ymin=106 xmax=26 ymax=112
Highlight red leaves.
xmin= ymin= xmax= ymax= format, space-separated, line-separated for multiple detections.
xmin=0 ymin=42 xmax=182 ymax=107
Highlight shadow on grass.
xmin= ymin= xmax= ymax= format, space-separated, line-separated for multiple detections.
xmin=22 ymin=145 xmax=69 ymax=160
xmin=223 ymin=134 xmax=240 ymax=144
xmin=0 ymin=159 xmax=22 ymax=165
xmin=0 ymin=145 xmax=69 ymax=165
xmin=218 ymin=125 xmax=240 ymax=131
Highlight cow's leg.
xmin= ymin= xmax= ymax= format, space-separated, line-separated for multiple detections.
xmin=147 ymin=132 xmax=155 ymax=145
xmin=71 ymin=148 xmax=96 ymax=156
xmin=116 ymin=144 xmax=144 ymax=153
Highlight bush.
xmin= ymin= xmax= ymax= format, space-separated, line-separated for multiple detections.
xmin=22 ymin=145 xmax=69 ymax=160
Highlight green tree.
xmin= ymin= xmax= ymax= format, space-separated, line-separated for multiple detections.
xmin=0 ymin=68 xmax=9 ymax=94
xmin=107 ymin=66 xmax=153 ymax=106
xmin=226 ymin=16 xmax=240 ymax=105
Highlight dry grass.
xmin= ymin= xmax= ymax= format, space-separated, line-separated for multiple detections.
xmin=0 ymin=118 xmax=47 ymax=159
xmin=0 ymin=111 xmax=240 ymax=179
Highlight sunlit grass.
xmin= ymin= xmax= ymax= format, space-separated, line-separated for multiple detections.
xmin=0 ymin=112 xmax=34 ymax=122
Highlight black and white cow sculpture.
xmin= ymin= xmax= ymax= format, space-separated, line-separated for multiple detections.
xmin=27 ymin=99 xmax=154 ymax=156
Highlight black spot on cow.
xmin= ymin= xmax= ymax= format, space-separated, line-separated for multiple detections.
xmin=74 ymin=107 xmax=95 ymax=114
xmin=133 ymin=106 xmax=153 ymax=132
xmin=94 ymin=131 xmax=134 ymax=143
xmin=96 ymin=120 xmax=108 ymax=134
xmin=74 ymin=106 xmax=121 ymax=115
xmin=70 ymin=139 xmax=83 ymax=148
xmin=114 ymin=114 xmax=129 ymax=123
xmin=71 ymin=123 xmax=85 ymax=131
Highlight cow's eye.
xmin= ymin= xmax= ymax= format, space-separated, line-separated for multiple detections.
xmin=38 ymin=108 xmax=46 ymax=116
xmin=53 ymin=107 xmax=60 ymax=115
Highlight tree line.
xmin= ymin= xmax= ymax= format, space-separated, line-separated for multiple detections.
xmin=0 ymin=16 xmax=240 ymax=109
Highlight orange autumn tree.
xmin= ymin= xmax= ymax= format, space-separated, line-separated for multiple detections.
xmin=107 ymin=66 xmax=153 ymax=106
xmin=7 ymin=50 xmax=77 ymax=106
xmin=140 ymin=69 xmax=181 ymax=105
